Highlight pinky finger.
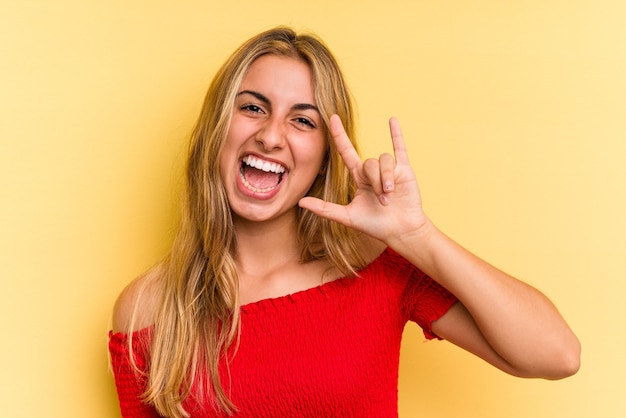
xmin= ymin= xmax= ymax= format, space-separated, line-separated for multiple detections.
xmin=389 ymin=117 xmax=410 ymax=166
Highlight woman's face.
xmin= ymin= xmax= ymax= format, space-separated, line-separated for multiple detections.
xmin=220 ymin=54 xmax=327 ymax=225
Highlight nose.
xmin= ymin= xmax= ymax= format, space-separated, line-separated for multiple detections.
xmin=255 ymin=116 xmax=285 ymax=151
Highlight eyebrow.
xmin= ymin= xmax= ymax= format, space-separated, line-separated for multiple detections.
xmin=237 ymin=90 xmax=320 ymax=113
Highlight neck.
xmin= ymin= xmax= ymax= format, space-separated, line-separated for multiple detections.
xmin=233 ymin=211 xmax=301 ymax=274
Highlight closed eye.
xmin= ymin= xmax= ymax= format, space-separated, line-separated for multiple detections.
xmin=241 ymin=104 xmax=264 ymax=114
xmin=294 ymin=117 xmax=316 ymax=129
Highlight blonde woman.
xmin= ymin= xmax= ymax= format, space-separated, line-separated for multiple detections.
xmin=109 ymin=27 xmax=580 ymax=418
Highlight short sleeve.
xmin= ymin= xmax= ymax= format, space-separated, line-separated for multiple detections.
xmin=108 ymin=328 xmax=161 ymax=418
xmin=401 ymin=265 xmax=458 ymax=340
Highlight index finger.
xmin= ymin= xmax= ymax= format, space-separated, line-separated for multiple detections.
xmin=329 ymin=114 xmax=362 ymax=171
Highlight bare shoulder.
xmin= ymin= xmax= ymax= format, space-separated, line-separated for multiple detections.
xmin=111 ymin=263 xmax=165 ymax=334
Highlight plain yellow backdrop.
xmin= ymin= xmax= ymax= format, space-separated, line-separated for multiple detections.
xmin=1 ymin=1 xmax=624 ymax=417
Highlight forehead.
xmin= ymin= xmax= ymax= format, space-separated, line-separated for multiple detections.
xmin=240 ymin=55 xmax=315 ymax=100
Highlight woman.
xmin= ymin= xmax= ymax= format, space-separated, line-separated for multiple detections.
xmin=109 ymin=27 xmax=580 ymax=417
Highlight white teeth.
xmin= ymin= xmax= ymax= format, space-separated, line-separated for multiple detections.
xmin=242 ymin=155 xmax=286 ymax=173
xmin=240 ymin=174 xmax=278 ymax=193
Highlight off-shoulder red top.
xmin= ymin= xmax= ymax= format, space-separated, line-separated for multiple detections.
xmin=109 ymin=248 xmax=457 ymax=417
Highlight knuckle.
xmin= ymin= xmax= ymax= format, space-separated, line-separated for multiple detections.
xmin=363 ymin=158 xmax=379 ymax=170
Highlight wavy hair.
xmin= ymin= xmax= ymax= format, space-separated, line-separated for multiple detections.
xmin=134 ymin=27 xmax=366 ymax=417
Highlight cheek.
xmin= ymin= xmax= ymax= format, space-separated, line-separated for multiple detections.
xmin=218 ymin=156 xmax=227 ymax=184
xmin=303 ymin=134 xmax=328 ymax=166
xmin=218 ymin=140 xmax=238 ymax=188
xmin=220 ymin=129 xmax=240 ymax=165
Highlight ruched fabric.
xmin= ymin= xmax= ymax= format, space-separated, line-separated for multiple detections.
xmin=109 ymin=248 xmax=457 ymax=417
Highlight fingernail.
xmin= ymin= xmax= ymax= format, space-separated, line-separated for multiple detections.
xmin=379 ymin=194 xmax=389 ymax=206
xmin=385 ymin=182 xmax=393 ymax=191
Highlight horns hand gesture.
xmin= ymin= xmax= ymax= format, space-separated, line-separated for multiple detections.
xmin=299 ymin=115 xmax=430 ymax=245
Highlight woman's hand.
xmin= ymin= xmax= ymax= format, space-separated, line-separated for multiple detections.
xmin=300 ymin=115 xmax=580 ymax=379
xmin=299 ymin=114 xmax=430 ymax=245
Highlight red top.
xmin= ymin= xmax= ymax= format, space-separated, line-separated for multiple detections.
xmin=109 ymin=248 xmax=457 ymax=417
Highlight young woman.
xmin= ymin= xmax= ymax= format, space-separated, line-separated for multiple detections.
xmin=109 ymin=27 xmax=580 ymax=418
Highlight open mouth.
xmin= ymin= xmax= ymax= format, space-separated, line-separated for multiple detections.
xmin=240 ymin=155 xmax=286 ymax=193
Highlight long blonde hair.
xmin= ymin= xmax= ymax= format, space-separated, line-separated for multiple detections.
xmin=137 ymin=27 xmax=366 ymax=417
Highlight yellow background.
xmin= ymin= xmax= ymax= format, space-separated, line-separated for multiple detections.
xmin=1 ymin=1 xmax=624 ymax=417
